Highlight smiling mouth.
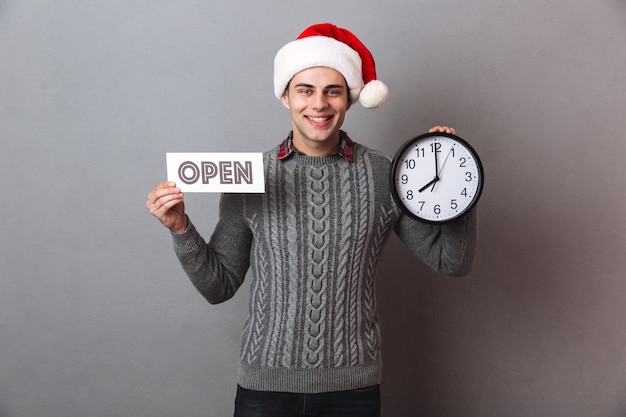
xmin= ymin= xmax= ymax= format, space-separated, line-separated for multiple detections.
xmin=306 ymin=116 xmax=332 ymax=123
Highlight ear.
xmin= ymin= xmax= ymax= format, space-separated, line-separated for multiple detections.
xmin=280 ymin=90 xmax=290 ymax=110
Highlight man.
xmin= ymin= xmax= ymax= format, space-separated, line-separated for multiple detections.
xmin=147 ymin=23 xmax=477 ymax=417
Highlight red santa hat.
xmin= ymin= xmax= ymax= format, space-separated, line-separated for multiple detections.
xmin=273 ymin=23 xmax=389 ymax=109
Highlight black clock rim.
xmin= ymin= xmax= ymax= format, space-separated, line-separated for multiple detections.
xmin=389 ymin=132 xmax=485 ymax=224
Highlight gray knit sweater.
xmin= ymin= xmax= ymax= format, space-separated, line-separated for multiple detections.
xmin=171 ymin=140 xmax=477 ymax=394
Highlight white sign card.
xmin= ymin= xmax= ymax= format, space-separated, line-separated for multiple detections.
xmin=166 ymin=152 xmax=265 ymax=193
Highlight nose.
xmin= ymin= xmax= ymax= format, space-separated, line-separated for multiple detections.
xmin=311 ymin=91 xmax=328 ymax=110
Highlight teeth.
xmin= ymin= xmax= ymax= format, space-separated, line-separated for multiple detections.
xmin=308 ymin=116 xmax=329 ymax=122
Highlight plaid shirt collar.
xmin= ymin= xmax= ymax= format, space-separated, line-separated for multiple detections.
xmin=277 ymin=130 xmax=355 ymax=162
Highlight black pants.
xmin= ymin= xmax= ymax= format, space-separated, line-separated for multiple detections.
xmin=234 ymin=384 xmax=380 ymax=417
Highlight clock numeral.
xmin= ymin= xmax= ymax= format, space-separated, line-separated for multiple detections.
xmin=430 ymin=143 xmax=442 ymax=153
xmin=459 ymin=157 xmax=467 ymax=167
xmin=415 ymin=148 xmax=425 ymax=158
xmin=418 ymin=201 xmax=425 ymax=211
xmin=404 ymin=159 xmax=416 ymax=169
xmin=451 ymin=199 xmax=458 ymax=210
xmin=461 ymin=188 xmax=468 ymax=197
xmin=434 ymin=204 xmax=441 ymax=215
xmin=401 ymin=174 xmax=408 ymax=185
xmin=465 ymin=172 xmax=473 ymax=182
xmin=406 ymin=190 xmax=414 ymax=200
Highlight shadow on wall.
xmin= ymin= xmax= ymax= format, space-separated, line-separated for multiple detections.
xmin=377 ymin=195 xmax=626 ymax=416
xmin=376 ymin=235 xmax=462 ymax=415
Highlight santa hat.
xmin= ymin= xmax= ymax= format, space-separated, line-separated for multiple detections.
xmin=273 ymin=23 xmax=389 ymax=109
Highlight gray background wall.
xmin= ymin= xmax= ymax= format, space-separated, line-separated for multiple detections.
xmin=1 ymin=0 xmax=625 ymax=416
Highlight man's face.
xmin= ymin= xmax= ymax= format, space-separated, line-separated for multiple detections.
xmin=281 ymin=66 xmax=351 ymax=156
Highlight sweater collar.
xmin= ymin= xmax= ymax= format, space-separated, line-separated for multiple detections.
xmin=277 ymin=130 xmax=355 ymax=162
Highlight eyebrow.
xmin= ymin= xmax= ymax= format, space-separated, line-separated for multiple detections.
xmin=293 ymin=83 xmax=346 ymax=90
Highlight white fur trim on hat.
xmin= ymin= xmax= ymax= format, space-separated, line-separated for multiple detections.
xmin=359 ymin=80 xmax=389 ymax=109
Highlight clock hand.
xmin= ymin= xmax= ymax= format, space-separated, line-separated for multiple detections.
xmin=418 ymin=175 xmax=439 ymax=193
xmin=434 ymin=143 xmax=439 ymax=176
xmin=431 ymin=147 xmax=453 ymax=191
xmin=437 ymin=148 xmax=453 ymax=177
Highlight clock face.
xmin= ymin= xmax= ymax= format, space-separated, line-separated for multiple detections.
xmin=390 ymin=132 xmax=484 ymax=223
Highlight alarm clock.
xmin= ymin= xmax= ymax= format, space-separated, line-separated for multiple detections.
xmin=390 ymin=132 xmax=484 ymax=223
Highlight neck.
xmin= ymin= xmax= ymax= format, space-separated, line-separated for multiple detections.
xmin=291 ymin=134 xmax=341 ymax=157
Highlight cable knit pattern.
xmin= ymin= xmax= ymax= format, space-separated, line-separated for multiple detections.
xmin=348 ymin=153 xmax=372 ymax=365
xmin=332 ymin=163 xmax=352 ymax=367
xmin=171 ymin=137 xmax=478 ymax=394
xmin=363 ymin=205 xmax=394 ymax=360
xmin=263 ymin=155 xmax=283 ymax=367
xmin=245 ymin=212 xmax=267 ymax=365
xmin=302 ymin=166 xmax=330 ymax=368
xmin=281 ymin=162 xmax=299 ymax=368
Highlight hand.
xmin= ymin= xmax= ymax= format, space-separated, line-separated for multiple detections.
xmin=146 ymin=181 xmax=188 ymax=234
xmin=429 ymin=125 xmax=456 ymax=135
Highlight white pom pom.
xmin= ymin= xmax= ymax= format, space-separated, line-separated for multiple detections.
xmin=358 ymin=80 xmax=389 ymax=109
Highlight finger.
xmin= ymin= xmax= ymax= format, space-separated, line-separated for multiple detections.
xmin=149 ymin=201 xmax=184 ymax=228
xmin=157 ymin=181 xmax=176 ymax=188
xmin=150 ymin=192 xmax=183 ymax=213
xmin=147 ymin=188 xmax=183 ymax=215
xmin=428 ymin=126 xmax=456 ymax=135
xmin=148 ymin=181 xmax=175 ymax=195
xmin=148 ymin=182 xmax=179 ymax=204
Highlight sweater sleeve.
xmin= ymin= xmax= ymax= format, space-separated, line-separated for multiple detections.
xmin=393 ymin=207 xmax=478 ymax=277
xmin=171 ymin=193 xmax=252 ymax=304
